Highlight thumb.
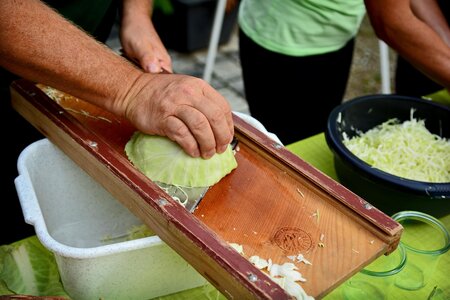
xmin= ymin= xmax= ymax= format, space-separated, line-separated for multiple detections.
xmin=141 ymin=55 xmax=162 ymax=73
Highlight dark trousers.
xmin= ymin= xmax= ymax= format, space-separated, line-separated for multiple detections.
xmin=239 ymin=28 xmax=354 ymax=145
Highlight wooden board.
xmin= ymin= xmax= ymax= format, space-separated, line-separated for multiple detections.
xmin=11 ymin=79 xmax=403 ymax=299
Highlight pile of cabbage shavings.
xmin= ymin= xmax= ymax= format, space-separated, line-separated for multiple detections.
xmin=228 ymin=243 xmax=314 ymax=299
xmin=343 ymin=109 xmax=450 ymax=182
xmin=248 ymin=256 xmax=314 ymax=300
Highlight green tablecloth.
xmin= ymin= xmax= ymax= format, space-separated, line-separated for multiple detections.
xmin=1 ymin=133 xmax=449 ymax=299
xmin=287 ymin=133 xmax=450 ymax=300
xmin=424 ymin=89 xmax=450 ymax=107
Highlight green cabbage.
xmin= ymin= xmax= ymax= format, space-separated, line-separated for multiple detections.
xmin=0 ymin=236 xmax=225 ymax=299
xmin=125 ymin=224 xmax=155 ymax=240
xmin=125 ymin=132 xmax=238 ymax=187
xmin=0 ymin=236 xmax=69 ymax=298
xmin=343 ymin=110 xmax=450 ymax=182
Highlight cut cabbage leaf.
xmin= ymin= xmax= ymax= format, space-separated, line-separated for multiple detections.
xmin=0 ymin=237 xmax=69 ymax=298
xmin=126 ymin=224 xmax=155 ymax=240
xmin=343 ymin=110 xmax=450 ymax=183
xmin=125 ymin=132 xmax=238 ymax=187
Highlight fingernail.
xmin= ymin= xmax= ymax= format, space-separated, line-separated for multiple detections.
xmin=147 ymin=63 xmax=160 ymax=73
xmin=191 ymin=149 xmax=200 ymax=158
xmin=218 ymin=145 xmax=228 ymax=153
xmin=202 ymin=150 xmax=215 ymax=159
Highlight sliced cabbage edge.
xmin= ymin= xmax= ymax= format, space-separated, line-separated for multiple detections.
xmin=125 ymin=132 xmax=238 ymax=187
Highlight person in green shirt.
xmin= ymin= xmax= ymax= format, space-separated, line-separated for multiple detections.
xmin=237 ymin=0 xmax=366 ymax=145
xmin=0 ymin=0 xmax=234 ymax=245
xmin=237 ymin=0 xmax=450 ymax=145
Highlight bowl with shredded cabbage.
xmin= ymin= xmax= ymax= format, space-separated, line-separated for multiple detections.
xmin=325 ymin=94 xmax=450 ymax=217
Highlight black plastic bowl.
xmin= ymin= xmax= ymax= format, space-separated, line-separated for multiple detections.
xmin=325 ymin=94 xmax=450 ymax=217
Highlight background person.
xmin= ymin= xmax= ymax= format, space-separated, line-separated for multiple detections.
xmin=237 ymin=0 xmax=366 ymax=145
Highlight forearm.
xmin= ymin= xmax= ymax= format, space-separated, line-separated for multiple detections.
xmin=410 ymin=0 xmax=450 ymax=46
xmin=0 ymin=0 xmax=234 ymax=159
xmin=119 ymin=0 xmax=172 ymax=73
xmin=121 ymin=0 xmax=153 ymax=20
xmin=365 ymin=0 xmax=450 ymax=88
xmin=120 ymin=0 xmax=155 ymax=46
xmin=0 ymin=0 xmax=143 ymax=117
xmin=121 ymin=0 xmax=157 ymax=41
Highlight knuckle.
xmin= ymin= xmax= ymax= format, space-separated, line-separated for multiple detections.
xmin=168 ymin=121 xmax=190 ymax=138
xmin=209 ymin=109 xmax=226 ymax=125
xmin=180 ymin=140 xmax=199 ymax=157
xmin=190 ymin=116 xmax=210 ymax=133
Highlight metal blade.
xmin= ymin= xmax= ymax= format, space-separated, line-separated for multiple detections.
xmin=157 ymin=137 xmax=238 ymax=213
xmin=156 ymin=182 xmax=209 ymax=213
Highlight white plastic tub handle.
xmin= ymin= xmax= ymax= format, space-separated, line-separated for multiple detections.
xmin=14 ymin=174 xmax=41 ymax=226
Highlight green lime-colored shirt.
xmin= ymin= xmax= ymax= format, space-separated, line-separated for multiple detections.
xmin=238 ymin=0 xmax=366 ymax=56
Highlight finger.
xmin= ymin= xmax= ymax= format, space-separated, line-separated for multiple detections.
xmin=140 ymin=54 xmax=163 ymax=73
xmin=200 ymin=89 xmax=235 ymax=153
xmin=143 ymin=54 xmax=173 ymax=74
xmin=164 ymin=115 xmax=201 ymax=158
xmin=225 ymin=109 xmax=235 ymax=141
xmin=161 ymin=60 xmax=173 ymax=73
xmin=156 ymin=50 xmax=173 ymax=73
xmin=210 ymin=112 xmax=234 ymax=154
xmin=175 ymin=106 xmax=218 ymax=159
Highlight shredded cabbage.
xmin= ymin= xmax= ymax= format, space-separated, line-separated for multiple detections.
xmin=248 ymin=255 xmax=314 ymax=300
xmin=343 ymin=109 xmax=450 ymax=183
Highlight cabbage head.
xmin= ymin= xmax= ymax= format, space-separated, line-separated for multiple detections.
xmin=125 ymin=132 xmax=238 ymax=187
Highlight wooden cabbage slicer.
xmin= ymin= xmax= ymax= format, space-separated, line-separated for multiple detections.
xmin=10 ymin=79 xmax=403 ymax=299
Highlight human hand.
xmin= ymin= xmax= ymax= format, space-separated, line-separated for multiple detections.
xmin=121 ymin=73 xmax=234 ymax=159
xmin=120 ymin=11 xmax=172 ymax=73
